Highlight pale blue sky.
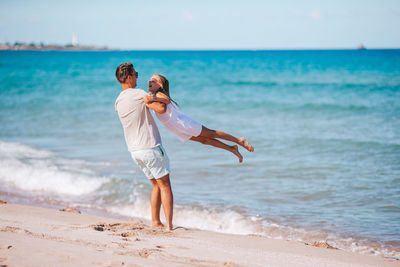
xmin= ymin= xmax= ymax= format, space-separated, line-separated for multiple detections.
xmin=1 ymin=0 xmax=399 ymax=49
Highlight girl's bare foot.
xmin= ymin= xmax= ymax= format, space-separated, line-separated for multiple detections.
xmin=165 ymin=224 xmax=173 ymax=231
xmin=238 ymin=137 xmax=254 ymax=152
xmin=232 ymin=145 xmax=243 ymax=163
xmin=152 ymin=222 xmax=165 ymax=228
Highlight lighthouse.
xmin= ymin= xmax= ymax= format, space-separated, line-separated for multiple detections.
xmin=72 ymin=33 xmax=78 ymax=47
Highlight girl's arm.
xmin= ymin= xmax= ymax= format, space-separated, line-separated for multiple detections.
xmin=143 ymin=92 xmax=171 ymax=105
xmin=146 ymin=101 xmax=166 ymax=114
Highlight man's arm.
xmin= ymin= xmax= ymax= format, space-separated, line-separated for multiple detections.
xmin=143 ymin=92 xmax=171 ymax=105
xmin=146 ymin=101 xmax=166 ymax=114
xmin=143 ymin=95 xmax=171 ymax=105
xmin=143 ymin=92 xmax=170 ymax=113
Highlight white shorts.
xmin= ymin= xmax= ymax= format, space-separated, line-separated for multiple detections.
xmin=130 ymin=145 xmax=170 ymax=179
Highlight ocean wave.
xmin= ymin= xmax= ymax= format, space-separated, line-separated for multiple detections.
xmin=0 ymin=141 xmax=109 ymax=196
xmin=223 ymin=79 xmax=400 ymax=90
xmin=297 ymin=102 xmax=369 ymax=111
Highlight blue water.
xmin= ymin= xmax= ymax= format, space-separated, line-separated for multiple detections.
xmin=1 ymin=50 xmax=399 ymax=257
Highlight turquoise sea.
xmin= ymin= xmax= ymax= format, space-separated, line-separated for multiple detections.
xmin=0 ymin=50 xmax=399 ymax=258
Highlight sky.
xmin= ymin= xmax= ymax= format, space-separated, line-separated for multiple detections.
xmin=0 ymin=0 xmax=399 ymax=49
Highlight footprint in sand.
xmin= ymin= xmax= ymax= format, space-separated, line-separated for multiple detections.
xmin=1 ymin=226 xmax=32 ymax=235
xmin=305 ymin=241 xmax=338 ymax=250
xmin=59 ymin=207 xmax=81 ymax=213
xmin=110 ymin=261 xmax=125 ymax=266
xmin=138 ymin=248 xmax=161 ymax=259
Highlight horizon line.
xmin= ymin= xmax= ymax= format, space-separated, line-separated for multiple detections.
xmin=115 ymin=47 xmax=400 ymax=51
xmin=2 ymin=46 xmax=400 ymax=52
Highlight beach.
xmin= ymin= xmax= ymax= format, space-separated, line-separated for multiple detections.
xmin=0 ymin=201 xmax=398 ymax=267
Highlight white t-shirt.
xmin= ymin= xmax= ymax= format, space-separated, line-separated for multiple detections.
xmin=115 ymin=88 xmax=162 ymax=151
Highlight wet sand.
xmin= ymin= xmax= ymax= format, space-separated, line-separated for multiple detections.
xmin=0 ymin=201 xmax=399 ymax=267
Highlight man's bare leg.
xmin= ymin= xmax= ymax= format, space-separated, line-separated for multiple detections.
xmin=156 ymin=174 xmax=173 ymax=231
xmin=199 ymin=126 xmax=254 ymax=152
xmin=149 ymin=179 xmax=164 ymax=228
xmin=190 ymin=136 xmax=243 ymax=163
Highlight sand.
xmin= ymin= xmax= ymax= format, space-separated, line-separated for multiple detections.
xmin=0 ymin=201 xmax=399 ymax=267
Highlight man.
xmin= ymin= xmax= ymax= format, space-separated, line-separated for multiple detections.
xmin=115 ymin=62 xmax=173 ymax=231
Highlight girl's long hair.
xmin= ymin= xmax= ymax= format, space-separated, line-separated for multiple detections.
xmin=152 ymin=74 xmax=178 ymax=106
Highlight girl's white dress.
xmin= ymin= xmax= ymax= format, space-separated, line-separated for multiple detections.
xmin=155 ymin=101 xmax=202 ymax=142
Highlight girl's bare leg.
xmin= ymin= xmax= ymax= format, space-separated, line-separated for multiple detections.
xmin=190 ymin=136 xmax=243 ymax=163
xmin=198 ymin=126 xmax=254 ymax=152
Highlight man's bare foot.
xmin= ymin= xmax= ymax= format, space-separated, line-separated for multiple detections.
xmin=165 ymin=224 xmax=173 ymax=231
xmin=152 ymin=222 xmax=165 ymax=228
xmin=232 ymin=145 xmax=243 ymax=163
xmin=238 ymin=137 xmax=254 ymax=152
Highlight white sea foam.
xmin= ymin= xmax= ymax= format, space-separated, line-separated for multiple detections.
xmin=108 ymin=200 xmax=263 ymax=235
xmin=0 ymin=141 xmax=108 ymax=196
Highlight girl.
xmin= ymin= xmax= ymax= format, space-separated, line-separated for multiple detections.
xmin=143 ymin=74 xmax=254 ymax=163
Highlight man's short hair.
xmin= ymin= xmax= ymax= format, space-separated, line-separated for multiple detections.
xmin=115 ymin=62 xmax=134 ymax=83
